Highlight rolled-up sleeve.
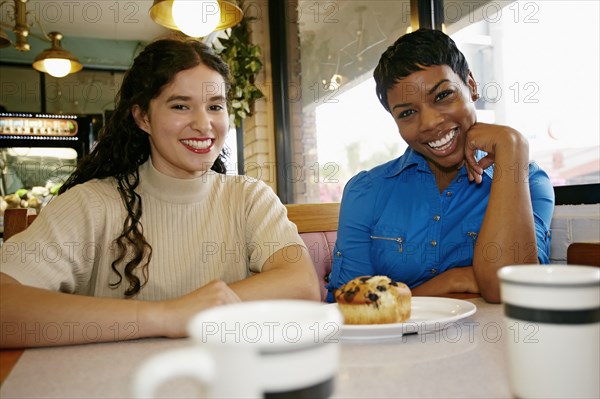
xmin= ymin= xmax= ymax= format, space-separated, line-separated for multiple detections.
xmin=244 ymin=179 xmax=306 ymax=273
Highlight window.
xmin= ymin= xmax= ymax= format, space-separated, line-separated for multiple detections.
xmin=448 ymin=0 xmax=599 ymax=186
xmin=287 ymin=0 xmax=413 ymax=203
xmin=284 ymin=0 xmax=599 ymax=204
xmin=313 ymin=76 xmax=404 ymax=202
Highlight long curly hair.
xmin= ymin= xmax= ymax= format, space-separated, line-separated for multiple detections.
xmin=59 ymin=38 xmax=231 ymax=297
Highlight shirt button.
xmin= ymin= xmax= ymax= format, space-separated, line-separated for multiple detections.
xmin=433 ymin=215 xmax=440 ymax=222
xmin=446 ymin=191 xmax=453 ymax=197
xmin=431 ymin=269 xmax=438 ymax=274
xmin=430 ymin=240 xmax=437 ymax=247
xmin=336 ymin=251 xmax=342 ymax=257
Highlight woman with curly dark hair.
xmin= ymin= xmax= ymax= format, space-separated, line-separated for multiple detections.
xmin=0 ymin=38 xmax=320 ymax=348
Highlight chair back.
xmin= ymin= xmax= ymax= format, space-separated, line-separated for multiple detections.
xmin=285 ymin=202 xmax=339 ymax=233
xmin=3 ymin=208 xmax=37 ymax=241
xmin=567 ymin=242 xmax=600 ymax=267
xmin=285 ymin=203 xmax=340 ymax=301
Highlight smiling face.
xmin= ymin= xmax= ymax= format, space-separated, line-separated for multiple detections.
xmin=387 ymin=65 xmax=478 ymax=178
xmin=132 ymin=63 xmax=229 ymax=179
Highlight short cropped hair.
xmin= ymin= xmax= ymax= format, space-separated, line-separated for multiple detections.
xmin=374 ymin=28 xmax=470 ymax=112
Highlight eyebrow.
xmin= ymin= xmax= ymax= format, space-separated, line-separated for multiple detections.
xmin=166 ymin=95 xmax=191 ymax=103
xmin=166 ymin=95 xmax=227 ymax=103
xmin=391 ymin=79 xmax=451 ymax=111
xmin=208 ymin=95 xmax=228 ymax=103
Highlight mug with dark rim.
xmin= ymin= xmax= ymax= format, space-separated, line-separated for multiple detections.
xmin=132 ymin=300 xmax=343 ymax=399
xmin=498 ymin=265 xmax=600 ymax=399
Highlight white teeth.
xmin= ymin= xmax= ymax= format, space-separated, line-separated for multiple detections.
xmin=428 ymin=129 xmax=457 ymax=150
xmin=181 ymin=139 xmax=212 ymax=150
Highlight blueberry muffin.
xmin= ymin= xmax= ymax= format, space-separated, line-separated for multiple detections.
xmin=334 ymin=275 xmax=411 ymax=324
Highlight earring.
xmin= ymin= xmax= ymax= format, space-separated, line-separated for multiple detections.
xmin=473 ymin=93 xmax=481 ymax=100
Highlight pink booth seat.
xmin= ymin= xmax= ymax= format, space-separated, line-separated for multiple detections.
xmin=285 ymin=203 xmax=340 ymax=302
xmin=299 ymin=231 xmax=337 ymax=301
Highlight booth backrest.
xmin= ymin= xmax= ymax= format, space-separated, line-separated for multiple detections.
xmin=285 ymin=203 xmax=340 ymax=301
xmin=567 ymin=242 xmax=600 ymax=267
xmin=5 ymin=203 xmax=597 ymax=299
xmin=4 ymin=204 xmax=341 ymax=301
xmin=2 ymin=208 xmax=37 ymax=241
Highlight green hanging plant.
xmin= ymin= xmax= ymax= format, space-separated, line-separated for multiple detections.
xmin=213 ymin=3 xmax=264 ymax=128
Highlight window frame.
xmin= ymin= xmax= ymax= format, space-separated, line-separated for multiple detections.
xmin=270 ymin=0 xmax=599 ymax=205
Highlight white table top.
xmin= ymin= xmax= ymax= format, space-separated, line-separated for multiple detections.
xmin=0 ymin=298 xmax=513 ymax=398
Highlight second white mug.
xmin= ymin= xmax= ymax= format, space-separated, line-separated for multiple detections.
xmin=498 ymin=265 xmax=600 ymax=399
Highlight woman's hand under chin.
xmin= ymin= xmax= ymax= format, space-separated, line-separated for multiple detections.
xmin=463 ymin=122 xmax=530 ymax=184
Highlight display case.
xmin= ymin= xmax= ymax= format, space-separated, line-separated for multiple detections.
xmin=0 ymin=112 xmax=101 ymax=238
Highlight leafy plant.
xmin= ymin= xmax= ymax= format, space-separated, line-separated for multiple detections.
xmin=213 ymin=4 xmax=264 ymax=128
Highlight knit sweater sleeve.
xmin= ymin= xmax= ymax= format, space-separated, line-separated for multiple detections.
xmin=243 ymin=179 xmax=306 ymax=273
xmin=0 ymin=181 xmax=109 ymax=295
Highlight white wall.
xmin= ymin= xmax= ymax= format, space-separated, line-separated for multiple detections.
xmin=550 ymin=204 xmax=600 ymax=264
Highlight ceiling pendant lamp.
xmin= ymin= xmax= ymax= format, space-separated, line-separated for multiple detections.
xmin=2 ymin=0 xmax=82 ymax=77
xmin=32 ymin=32 xmax=83 ymax=78
xmin=150 ymin=0 xmax=243 ymax=38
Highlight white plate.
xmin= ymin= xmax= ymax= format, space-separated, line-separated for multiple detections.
xmin=338 ymin=297 xmax=477 ymax=341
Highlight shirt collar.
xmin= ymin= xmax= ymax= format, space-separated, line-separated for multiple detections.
xmin=384 ymin=147 xmax=430 ymax=177
xmin=137 ymin=158 xmax=216 ymax=203
xmin=384 ymin=147 xmax=493 ymax=179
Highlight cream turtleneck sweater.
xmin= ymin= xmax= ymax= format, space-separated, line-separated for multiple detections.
xmin=0 ymin=161 xmax=305 ymax=301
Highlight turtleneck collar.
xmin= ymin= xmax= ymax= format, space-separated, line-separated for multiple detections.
xmin=137 ymin=159 xmax=216 ymax=203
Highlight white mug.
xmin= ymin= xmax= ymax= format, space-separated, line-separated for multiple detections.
xmin=132 ymin=300 xmax=343 ymax=398
xmin=498 ymin=265 xmax=600 ymax=399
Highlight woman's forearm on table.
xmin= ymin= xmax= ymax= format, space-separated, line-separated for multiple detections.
xmin=411 ymin=266 xmax=479 ymax=297
xmin=0 ymin=245 xmax=321 ymax=348
xmin=229 ymin=245 xmax=321 ymax=302
xmin=0 ymin=273 xmax=162 ymax=348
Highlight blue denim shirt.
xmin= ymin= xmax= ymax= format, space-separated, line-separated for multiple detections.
xmin=326 ymin=148 xmax=555 ymax=302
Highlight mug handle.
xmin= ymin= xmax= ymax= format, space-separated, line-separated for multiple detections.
xmin=132 ymin=347 xmax=216 ymax=398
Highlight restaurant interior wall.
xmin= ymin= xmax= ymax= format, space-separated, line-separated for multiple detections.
xmin=550 ymin=204 xmax=600 ymax=264
xmin=0 ymin=64 xmax=125 ymax=115
xmin=0 ymin=65 xmax=41 ymax=113
xmin=237 ymin=0 xmax=278 ymax=192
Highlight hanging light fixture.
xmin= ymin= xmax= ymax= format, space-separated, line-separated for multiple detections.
xmin=10 ymin=0 xmax=30 ymax=51
xmin=32 ymin=32 xmax=83 ymax=78
xmin=1 ymin=0 xmax=82 ymax=78
xmin=150 ymin=0 xmax=243 ymax=38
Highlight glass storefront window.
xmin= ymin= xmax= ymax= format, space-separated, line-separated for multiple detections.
xmin=314 ymin=76 xmax=404 ymax=202
xmin=288 ymin=0 xmax=599 ymax=203
xmin=449 ymin=0 xmax=599 ymax=186
xmin=289 ymin=0 xmax=413 ymax=203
